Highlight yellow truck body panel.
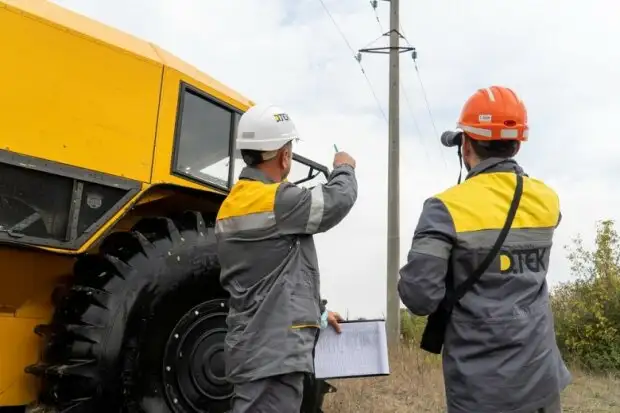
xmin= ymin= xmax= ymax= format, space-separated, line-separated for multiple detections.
xmin=0 ymin=248 xmax=74 ymax=406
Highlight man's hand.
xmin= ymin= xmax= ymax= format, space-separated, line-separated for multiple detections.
xmin=333 ymin=152 xmax=356 ymax=169
xmin=327 ymin=311 xmax=344 ymax=334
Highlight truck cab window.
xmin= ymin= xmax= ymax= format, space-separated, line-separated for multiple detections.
xmin=173 ymin=88 xmax=234 ymax=188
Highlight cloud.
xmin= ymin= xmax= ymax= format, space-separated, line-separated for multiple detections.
xmin=51 ymin=0 xmax=620 ymax=318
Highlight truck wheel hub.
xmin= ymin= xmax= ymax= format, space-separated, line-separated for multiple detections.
xmin=163 ymin=299 xmax=232 ymax=412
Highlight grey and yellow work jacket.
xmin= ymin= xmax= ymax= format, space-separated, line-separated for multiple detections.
xmin=398 ymin=158 xmax=571 ymax=413
xmin=215 ymin=164 xmax=357 ymax=384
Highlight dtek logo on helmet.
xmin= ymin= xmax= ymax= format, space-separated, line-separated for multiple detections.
xmin=273 ymin=113 xmax=290 ymax=122
xmin=500 ymin=247 xmax=548 ymax=274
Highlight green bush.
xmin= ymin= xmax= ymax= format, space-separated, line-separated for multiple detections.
xmin=551 ymin=219 xmax=620 ymax=372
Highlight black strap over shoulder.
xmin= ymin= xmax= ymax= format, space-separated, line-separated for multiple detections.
xmin=420 ymin=171 xmax=524 ymax=354
xmin=447 ymin=172 xmax=524 ymax=306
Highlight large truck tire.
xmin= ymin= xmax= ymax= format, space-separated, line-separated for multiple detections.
xmin=27 ymin=211 xmax=232 ymax=412
xmin=26 ymin=211 xmax=333 ymax=413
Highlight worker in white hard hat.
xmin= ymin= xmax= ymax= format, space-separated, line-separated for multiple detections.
xmin=215 ymin=104 xmax=358 ymax=412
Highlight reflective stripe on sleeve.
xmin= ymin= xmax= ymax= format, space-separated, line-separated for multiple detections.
xmin=410 ymin=237 xmax=452 ymax=260
xmin=305 ymin=185 xmax=325 ymax=233
xmin=215 ymin=211 xmax=276 ymax=235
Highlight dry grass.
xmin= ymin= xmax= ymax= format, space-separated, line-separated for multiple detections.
xmin=322 ymin=343 xmax=620 ymax=413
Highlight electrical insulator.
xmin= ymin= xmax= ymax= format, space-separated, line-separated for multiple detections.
xmin=411 ymin=49 xmax=418 ymax=60
xmin=370 ymin=0 xmax=378 ymax=9
xmin=355 ymin=52 xmax=362 ymax=62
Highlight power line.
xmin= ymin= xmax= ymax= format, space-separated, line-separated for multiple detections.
xmin=368 ymin=1 xmax=431 ymax=161
xmin=400 ymin=82 xmax=429 ymax=160
xmin=317 ymin=0 xmax=388 ymax=123
xmin=409 ymin=49 xmax=449 ymax=169
xmin=409 ymin=49 xmax=439 ymax=139
xmin=318 ymin=0 xmax=357 ymax=56
xmin=398 ymin=24 xmax=440 ymax=138
xmin=371 ymin=1 xmax=385 ymax=32
xmin=398 ymin=21 xmax=449 ymax=169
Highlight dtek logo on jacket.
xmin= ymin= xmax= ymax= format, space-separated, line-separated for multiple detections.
xmin=500 ymin=247 xmax=548 ymax=274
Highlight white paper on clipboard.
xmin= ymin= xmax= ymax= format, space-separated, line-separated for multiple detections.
xmin=314 ymin=319 xmax=390 ymax=379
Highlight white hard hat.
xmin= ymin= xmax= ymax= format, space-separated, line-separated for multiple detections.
xmin=236 ymin=104 xmax=299 ymax=152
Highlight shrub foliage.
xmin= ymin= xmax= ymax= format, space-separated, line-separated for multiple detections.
xmin=552 ymin=219 xmax=620 ymax=371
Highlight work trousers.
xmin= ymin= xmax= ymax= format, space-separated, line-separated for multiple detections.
xmin=449 ymin=394 xmax=562 ymax=413
xmin=532 ymin=394 xmax=562 ymax=413
xmin=230 ymin=372 xmax=305 ymax=413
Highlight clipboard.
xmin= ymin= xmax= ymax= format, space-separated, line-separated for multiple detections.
xmin=313 ymin=318 xmax=390 ymax=380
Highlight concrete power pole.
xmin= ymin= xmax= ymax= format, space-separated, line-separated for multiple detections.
xmin=386 ymin=0 xmax=401 ymax=349
xmin=361 ymin=0 xmax=415 ymax=348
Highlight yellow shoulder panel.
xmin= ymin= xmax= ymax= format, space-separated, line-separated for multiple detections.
xmin=217 ymin=180 xmax=281 ymax=220
xmin=436 ymin=172 xmax=560 ymax=233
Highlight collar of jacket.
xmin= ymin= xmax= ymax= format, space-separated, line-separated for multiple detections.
xmin=465 ymin=157 xmax=526 ymax=181
xmin=238 ymin=166 xmax=277 ymax=184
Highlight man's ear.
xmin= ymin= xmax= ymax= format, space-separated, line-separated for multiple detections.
xmin=512 ymin=141 xmax=522 ymax=157
xmin=461 ymin=135 xmax=472 ymax=158
xmin=278 ymin=146 xmax=290 ymax=168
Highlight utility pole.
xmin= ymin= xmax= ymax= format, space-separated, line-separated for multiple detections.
xmin=386 ymin=0 xmax=401 ymax=349
xmin=360 ymin=0 xmax=415 ymax=348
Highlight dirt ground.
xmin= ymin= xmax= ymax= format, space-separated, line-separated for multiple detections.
xmin=322 ymin=344 xmax=620 ymax=413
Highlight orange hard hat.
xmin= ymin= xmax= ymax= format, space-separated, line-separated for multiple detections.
xmin=457 ymin=86 xmax=528 ymax=142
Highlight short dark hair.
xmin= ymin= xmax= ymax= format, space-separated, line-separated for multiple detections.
xmin=240 ymin=149 xmax=264 ymax=167
xmin=467 ymin=135 xmax=519 ymax=160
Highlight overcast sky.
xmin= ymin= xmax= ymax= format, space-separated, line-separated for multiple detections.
xmin=51 ymin=0 xmax=620 ymax=319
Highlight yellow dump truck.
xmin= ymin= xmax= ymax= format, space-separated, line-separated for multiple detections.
xmin=0 ymin=1 xmax=333 ymax=411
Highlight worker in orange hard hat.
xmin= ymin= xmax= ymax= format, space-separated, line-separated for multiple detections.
xmin=398 ymin=86 xmax=572 ymax=413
